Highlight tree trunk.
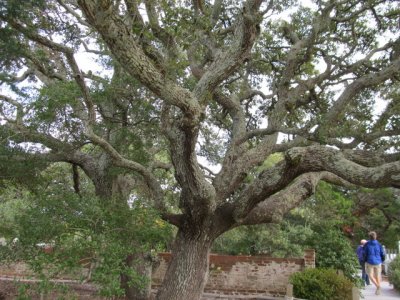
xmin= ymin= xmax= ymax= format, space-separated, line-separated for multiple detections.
xmin=92 ymin=171 xmax=153 ymax=300
xmin=121 ymin=252 xmax=153 ymax=300
xmin=156 ymin=228 xmax=213 ymax=300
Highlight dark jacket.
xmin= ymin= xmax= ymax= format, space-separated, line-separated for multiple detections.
xmin=356 ymin=245 xmax=365 ymax=263
xmin=364 ymin=240 xmax=385 ymax=265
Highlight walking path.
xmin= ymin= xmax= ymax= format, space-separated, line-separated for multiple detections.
xmin=360 ymin=281 xmax=400 ymax=300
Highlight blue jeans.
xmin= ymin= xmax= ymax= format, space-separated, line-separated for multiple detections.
xmin=361 ymin=262 xmax=370 ymax=285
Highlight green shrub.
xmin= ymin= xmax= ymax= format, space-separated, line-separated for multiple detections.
xmin=289 ymin=268 xmax=354 ymax=300
xmin=388 ymin=255 xmax=400 ymax=291
xmin=307 ymin=226 xmax=360 ymax=284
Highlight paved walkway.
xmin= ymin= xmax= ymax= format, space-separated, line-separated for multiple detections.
xmin=360 ymin=281 xmax=400 ymax=300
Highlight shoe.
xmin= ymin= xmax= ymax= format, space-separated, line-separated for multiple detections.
xmin=375 ymin=287 xmax=381 ymax=295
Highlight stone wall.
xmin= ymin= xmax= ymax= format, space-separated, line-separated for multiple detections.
xmin=152 ymin=249 xmax=315 ymax=297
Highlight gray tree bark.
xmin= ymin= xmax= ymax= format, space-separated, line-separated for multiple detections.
xmin=156 ymin=228 xmax=213 ymax=300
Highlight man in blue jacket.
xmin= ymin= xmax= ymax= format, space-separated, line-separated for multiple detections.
xmin=364 ymin=231 xmax=386 ymax=295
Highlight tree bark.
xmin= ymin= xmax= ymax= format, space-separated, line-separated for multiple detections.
xmin=120 ymin=252 xmax=153 ymax=300
xmin=93 ymin=172 xmax=153 ymax=300
xmin=156 ymin=228 xmax=213 ymax=300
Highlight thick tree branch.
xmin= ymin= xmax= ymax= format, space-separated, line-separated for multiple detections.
xmin=341 ymin=149 xmax=400 ymax=167
xmin=1 ymin=68 xmax=34 ymax=84
xmin=270 ymin=4 xmax=334 ymax=132
xmin=0 ymin=95 xmax=24 ymax=124
xmin=232 ymin=145 xmax=400 ymax=222
xmin=56 ymin=0 xmax=91 ymax=27
xmin=320 ymin=57 xmax=400 ymax=130
xmin=2 ymin=17 xmax=97 ymax=125
xmin=240 ymin=171 xmax=351 ymax=225
xmin=2 ymin=123 xmax=73 ymax=151
xmin=144 ymin=0 xmax=179 ymax=59
xmin=323 ymin=128 xmax=400 ymax=150
xmin=124 ymin=0 xmax=145 ymax=27
xmin=84 ymin=127 xmax=166 ymax=212
xmin=77 ymin=0 xmax=202 ymax=125
xmin=193 ymin=0 xmax=263 ymax=101
xmin=162 ymin=117 xmax=217 ymax=219
xmin=229 ymin=7 xmax=336 ymax=178
xmin=286 ymin=145 xmax=400 ymax=188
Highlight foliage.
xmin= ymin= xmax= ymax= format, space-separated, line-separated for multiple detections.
xmin=0 ymin=164 xmax=173 ymax=297
xmin=212 ymin=222 xmax=312 ymax=258
xmin=214 ymin=181 xmax=361 ymax=284
xmin=306 ymin=225 xmax=360 ymax=284
xmin=0 ymin=140 xmax=48 ymax=188
xmin=12 ymin=280 xmax=73 ymax=300
xmin=388 ymin=255 xmax=400 ymax=291
xmin=297 ymin=183 xmax=362 ymax=283
xmin=290 ymin=268 xmax=354 ymax=300
xmin=213 ymin=214 xmax=360 ymax=284
xmin=0 ymin=185 xmax=30 ymax=238
xmin=351 ymin=188 xmax=400 ymax=249
xmin=297 ymin=182 xmax=355 ymax=229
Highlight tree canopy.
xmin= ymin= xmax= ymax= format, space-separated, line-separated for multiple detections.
xmin=1 ymin=0 xmax=400 ymax=299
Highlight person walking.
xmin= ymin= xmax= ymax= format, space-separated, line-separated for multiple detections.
xmin=364 ymin=231 xmax=386 ymax=295
xmin=356 ymin=239 xmax=370 ymax=286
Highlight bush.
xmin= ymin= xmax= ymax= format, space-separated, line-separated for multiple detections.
xmin=388 ymin=255 xmax=400 ymax=291
xmin=307 ymin=226 xmax=360 ymax=284
xmin=289 ymin=268 xmax=354 ymax=300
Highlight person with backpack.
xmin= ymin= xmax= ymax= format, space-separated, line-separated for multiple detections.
xmin=364 ymin=231 xmax=386 ymax=295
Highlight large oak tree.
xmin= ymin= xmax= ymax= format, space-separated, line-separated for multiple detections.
xmin=1 ymin=0 xmax=400 ymax=299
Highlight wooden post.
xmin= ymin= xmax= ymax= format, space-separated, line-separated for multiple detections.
xmin=352 ymin=286 xmax=359 ymax=300
xmin=286 ymin=283 xmax=293 ymax=300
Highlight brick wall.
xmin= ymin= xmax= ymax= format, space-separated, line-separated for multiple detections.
xmin=152 ymin=250 xmax=315 ymax=297
xmin=304 ymin=249 xmax=316 ymax=269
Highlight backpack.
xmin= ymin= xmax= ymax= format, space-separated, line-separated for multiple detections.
xmin=381 ymin=246 xmax=386 ymax=262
